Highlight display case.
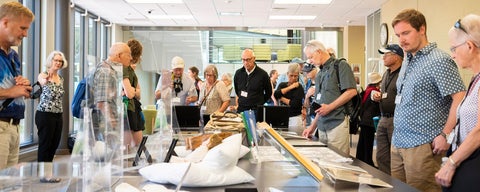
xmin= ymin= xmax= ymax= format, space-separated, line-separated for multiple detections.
xmin=0 ymin=127 xmax=418 ymax=192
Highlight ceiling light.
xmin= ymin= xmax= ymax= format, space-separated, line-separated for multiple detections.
xmin=274 ymin=0 xmax=332 ymax=4
xmin=269 ymin=15 xmax=316 ymax=20
xmin=125 ymin=0 xmax=183 ymax=3
xmin=148 ymin=15 xmax=193 ymax=19
xmin=218 ymin=12 xmax=242 ymax=16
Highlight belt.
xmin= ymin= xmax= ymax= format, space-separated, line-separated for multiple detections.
xmin=0 ymin=117 xmax=20 ymax=125
xmin=381 ymin=113 xmax=394 ymax=118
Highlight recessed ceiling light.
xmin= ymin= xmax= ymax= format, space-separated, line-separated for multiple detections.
xmin=269 ymin=15 xmax=316 ymax=20
xmin=274 ymin=0 xmax=332 ymax=4
xmin=218 ymin=12 xmax=242 ymax=16
xmin=125 ymin=0 xmax=183 ymax=3
xmin=148 ymin=15 xmax=193 ymax=19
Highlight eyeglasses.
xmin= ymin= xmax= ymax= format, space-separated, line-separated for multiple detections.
xmin=53 ymin=59 xmax=64 ymax=64
xmin=450 ymin=41 xmax=467 ymax=53
xmin=241 ymin=57 xmax=253 ymax=62
xmin=205 ymin=73 xmax=215 ymax=77
xmin=454 ymin=19 xmax=469 ymax=35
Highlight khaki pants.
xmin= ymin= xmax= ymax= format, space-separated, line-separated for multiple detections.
xmin=0 ymin=121 xmax=19 ymax=169
xmin=318 ymin=117 xmax=350 ymax=155
xmin=391 ymin=143 xmax=443 ymax=192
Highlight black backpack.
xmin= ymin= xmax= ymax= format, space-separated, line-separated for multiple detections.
xmin=334 ymin=58 xmax=363 ymax=134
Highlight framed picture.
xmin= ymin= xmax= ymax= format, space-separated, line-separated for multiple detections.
xmin=352 ymin=64 xmax=360 ymax=74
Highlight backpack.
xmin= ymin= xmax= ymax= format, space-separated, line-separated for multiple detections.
xmin=71 ymin=78 xmax=87 ymax=118
xmin=333 ymin=58 xmax=364 ymax=134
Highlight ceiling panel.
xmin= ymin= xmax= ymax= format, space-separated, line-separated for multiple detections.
xmin=74 ymin=0 xmax=388 ymax=27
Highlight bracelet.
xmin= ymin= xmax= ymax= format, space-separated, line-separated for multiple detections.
xmin=448 ymin=157 xmax=457 ymax=167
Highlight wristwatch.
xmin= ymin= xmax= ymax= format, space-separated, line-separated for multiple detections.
xmin=439 ymin=131 xmax=455 ymax=144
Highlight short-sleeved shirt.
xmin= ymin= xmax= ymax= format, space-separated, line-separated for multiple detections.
xmin=0 ymin=49 xmax=24 ymax=119
xmin=379 ymin=67 xmax=401 ymax=115
xmin=393 ymin=43 xmax=466 ymax=148
xmin=155 ymin=73 xmax=196 ymax=106
xmin=314 ymin=57 xmax=356 ymax=131
xmin=37 ymin=76 xmax=65 ymax=113
xmin=91 ymin=60 xmax=120 ymax=119
xmin=198 ymin=81 xmax=230 ymax=114
xmin=123 ymin=66 xmax=137 ymax=111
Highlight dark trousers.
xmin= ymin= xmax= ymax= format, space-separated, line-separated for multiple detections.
xmin=375 ymin=117 xmax=394 ymax=174
xmin=35 ymin=111 xmax=63 ymax=162
xmin=444 ymin=148 xmax=480 ymax=192
xmin=356 ymin=125 xmax=375 ymax=167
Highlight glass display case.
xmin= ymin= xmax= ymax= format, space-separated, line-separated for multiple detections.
xmin=0 ymin=127 xmax=418 ymax=192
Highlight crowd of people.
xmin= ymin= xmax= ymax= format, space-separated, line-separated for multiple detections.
xmin=2 ymin=2 xmax=480 ymax=191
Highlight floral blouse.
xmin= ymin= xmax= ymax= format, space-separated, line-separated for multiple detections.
xmin=37 ymin=76 xmax=64 ymax=113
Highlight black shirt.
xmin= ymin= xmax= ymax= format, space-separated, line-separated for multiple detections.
xmin=379 ymin=67 xmax=401 ymax=115
xmin=234 ymin=65 xmax=272 ymax=112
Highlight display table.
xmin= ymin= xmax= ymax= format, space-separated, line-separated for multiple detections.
xmin=0 ymin=129 xmax=418 ymax=192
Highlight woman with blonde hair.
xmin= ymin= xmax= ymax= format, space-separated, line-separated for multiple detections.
xmin=435 ymin=14 xmax=480 ymax=190
xmin=35 ymin=51 xmax=68 ymax=162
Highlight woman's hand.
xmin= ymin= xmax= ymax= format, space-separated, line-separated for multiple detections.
xmin=435 ymin=160 xmax=456 ymax=187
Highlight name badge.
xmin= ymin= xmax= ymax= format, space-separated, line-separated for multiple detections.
xmin=172 ymin=97 xmax=181 ymax=103
xmin=201 ymin=105 xmax=207 ymax=113
xmin=241 ymin=91 xmax=248 ymax=97
xmin=316 ymin=93 xmax=322 ymax=100
xmin=382 ymin=93 xmax=388 ymax=99
xmin=395 ymin=95 xmax=402 ymax=104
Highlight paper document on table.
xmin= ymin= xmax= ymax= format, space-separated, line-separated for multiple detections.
xmin=315 ymin=160 xmax=392 ymax=188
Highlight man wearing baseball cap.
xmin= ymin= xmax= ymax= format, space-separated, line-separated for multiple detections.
xmin=155 ymin=56 xmax=197 ymax=106
xmin=373 ymin=44 xmax=403 ymax=175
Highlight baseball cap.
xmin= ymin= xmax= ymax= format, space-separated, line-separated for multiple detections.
xmin=378 ymin=44 xmax=404 ymax=58
xmin=290 ymin=57 xmax=305 ymax=64
xmin=171 ymin=56 xmax=185 ymax=69
xmin=302 ymin=63 xmax=315 ymax=72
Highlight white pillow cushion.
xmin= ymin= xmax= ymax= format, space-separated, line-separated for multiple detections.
xmin=139 ymin=134 xmax=255 ymax=187
xmin=139 ymin=162 xmax=254 ymax=187
xmin=201 ymin=133 xmax=241 ymax=169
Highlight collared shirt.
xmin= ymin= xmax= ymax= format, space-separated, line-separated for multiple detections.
xmin=393 ymin=43 xmax=465 ymax=148
xmin=91 ymin=60 xmax=121 ymax=121
xmin=314 ymin=57 xmax=356 ymax=131
xmin=0 ymin=49 xmax=25 ymax=119
xmin=155 ymin=73 xmax=196 ymax=106
xmin=379 ymin=67 xmax=401 ymax=115
xmin=234 ymin=64 xmax=272 ymax=112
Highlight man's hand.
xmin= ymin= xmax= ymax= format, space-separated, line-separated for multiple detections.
xmin=431 ymin=134 xmax=450 ymax=155
xmin=15 ymin=76 xmax=30 ymax=86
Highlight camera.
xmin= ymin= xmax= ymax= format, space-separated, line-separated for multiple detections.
xmin=31 ymin=81 xmax=42 ymax=99
xmin=173 ymin=78 xmax=183 ymax=95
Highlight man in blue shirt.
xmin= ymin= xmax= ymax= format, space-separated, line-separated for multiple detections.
xmin=0 ymin=2 xmax=34 ymax=169
xmin=391 ymin=9 xmax=466 ymax=191
xmin=301 ymin=40 xmax=357 ymax=155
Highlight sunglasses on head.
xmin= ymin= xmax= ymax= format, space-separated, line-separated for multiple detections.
xmin=454 ymin=19 xmax=469 ymax=34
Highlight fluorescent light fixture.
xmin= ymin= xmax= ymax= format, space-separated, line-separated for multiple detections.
xmin=274 ymin=0 xmax=332 ymax=4
xmin=125 ymin=0 xmax=183 ymax=3
xmin=148 ymin=15 xmax=194 ymax=19
xmin=218 ymin=12 xmax=242 ymax=16
xmin=269 ymin=15 xmax=316 ymax=20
